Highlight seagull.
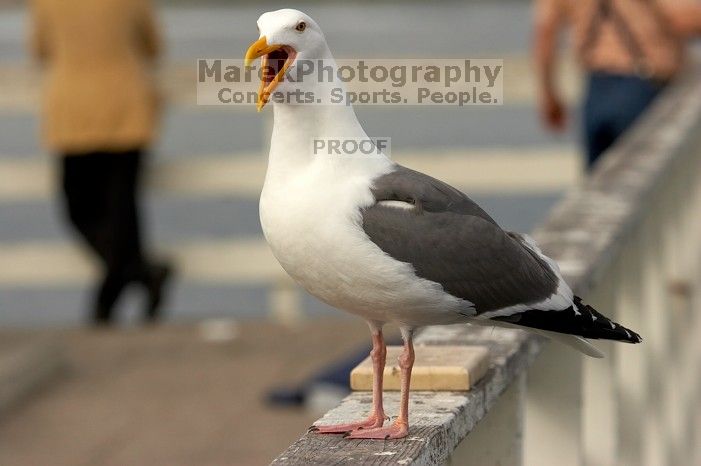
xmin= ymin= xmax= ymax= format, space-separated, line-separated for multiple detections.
xmin=245 ymin=8 xmax=641 ymax=440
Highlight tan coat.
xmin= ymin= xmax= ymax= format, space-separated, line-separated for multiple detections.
xmin=29 ymin=0 xmax=162 ymax=153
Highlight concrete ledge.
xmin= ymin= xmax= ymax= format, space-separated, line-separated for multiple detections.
xmin=272 ymin=327 xmax=541 ymax=466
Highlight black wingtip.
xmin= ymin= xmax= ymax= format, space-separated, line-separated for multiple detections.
xmin=576 ymin=296 xmax=643 ymax=344
xmin=493 ymin=296 xmax=643 ymax=344
xmin=620 ymin=330 xmax=643 ymax=344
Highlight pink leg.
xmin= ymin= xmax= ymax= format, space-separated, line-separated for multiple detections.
xmin=311 ymin=327 xmax=387 ymax=434
xmin=345 ymin=330 xmax=414 ymax=440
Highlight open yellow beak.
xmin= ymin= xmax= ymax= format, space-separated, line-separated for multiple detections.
xmin=244 ymin=36 xmax=296 ymax=111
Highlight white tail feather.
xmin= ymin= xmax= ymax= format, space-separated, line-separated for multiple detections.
xmin=532 ymin=329 xmax=604 ymax=358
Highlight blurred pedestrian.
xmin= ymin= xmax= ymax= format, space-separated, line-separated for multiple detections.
xmin=29 ymin=0 xmax=173 ymax=325
xmin=534 ymin=0 xmax=701 ymax=168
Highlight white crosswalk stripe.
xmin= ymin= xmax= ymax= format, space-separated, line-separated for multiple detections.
xmin=0 ymin=239 xmax=285 ymax=286
xmin=0 ymin=56 xmax=581 ymax=111
xmin=0 ymin=147 xmax=580 ymax=201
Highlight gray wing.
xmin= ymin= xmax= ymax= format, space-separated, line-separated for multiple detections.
xmin=362 ymin=165 xmax=559 ymax=314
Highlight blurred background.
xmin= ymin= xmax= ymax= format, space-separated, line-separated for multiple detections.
xmin=0 ymin=0 xmax=618 ymax=464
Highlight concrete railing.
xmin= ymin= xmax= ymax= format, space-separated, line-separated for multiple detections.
xmin=271 ymin=66 xmax=701 ymax=466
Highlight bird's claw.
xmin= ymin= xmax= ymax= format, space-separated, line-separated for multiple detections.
xmin=343 ymin=423 xmax=409 ymax=440
xmin=311 ymin=415 xmax=385 ymax=434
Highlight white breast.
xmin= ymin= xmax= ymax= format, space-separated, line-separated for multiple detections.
xmin=259 ymin=158 xmax=472 ymax=326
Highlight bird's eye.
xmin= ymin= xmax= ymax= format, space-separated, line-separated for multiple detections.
xmin=295 ymin=21 xmax=306 ymax=32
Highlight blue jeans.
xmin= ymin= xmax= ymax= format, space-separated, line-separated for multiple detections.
xmin=583 ymin=72 xmax=666 ymax=168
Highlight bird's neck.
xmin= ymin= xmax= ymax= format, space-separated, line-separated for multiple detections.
xmin=267 ymin=50 xmax=374 ymax=179
xmin=266 ymin=103 xmax=371 ymax=183
xmin=271 ymin=101 xmax=366 ymax=148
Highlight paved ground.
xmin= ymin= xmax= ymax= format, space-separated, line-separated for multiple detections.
xmin=0 ymin=319 xmax=384 ymax=466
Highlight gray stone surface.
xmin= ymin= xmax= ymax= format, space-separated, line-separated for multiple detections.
xmin=0 ymin=320 xmax=377 ymax=466
xmin=0 ymin=335 xmax=64 ymax=418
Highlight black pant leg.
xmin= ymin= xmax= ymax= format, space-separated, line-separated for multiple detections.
xmin=61 ymin=150 xmax=150 ymax=322
xmin=63 ymin=148 xmax=162 ymax=323
xmin=62 ymin=153 xmax=121 ymax=322
xmin=583 ymin=74 xmax=616 ymax=169
xmin=94 ymin=149 xmax=150 ymax=316
xmin=101 ymin=149 xmax=145 ymax=277
xmin=61 ymin=153 xmax=111 ymax=261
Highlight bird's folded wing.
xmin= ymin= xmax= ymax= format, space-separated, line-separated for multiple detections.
xmin=362 ymin=164 xmax=561 ymax=315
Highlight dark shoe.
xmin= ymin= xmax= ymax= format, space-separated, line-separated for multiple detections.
xmin=143 ymin=262 xmax=174 ymax=323
xmin=91 ymin=272 xmax=127 ymax=326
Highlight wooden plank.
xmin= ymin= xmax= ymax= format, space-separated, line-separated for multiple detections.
xmin=350 ymin=345 xmax=489 ymax=391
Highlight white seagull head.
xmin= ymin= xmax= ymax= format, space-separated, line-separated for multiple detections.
xmin=245 ymin=9 xmax=331 ymax=111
